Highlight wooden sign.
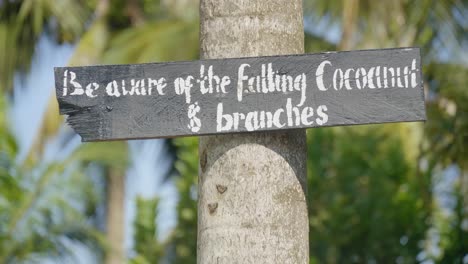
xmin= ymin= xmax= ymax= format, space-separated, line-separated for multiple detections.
xmin=54 ymin=47 xmax=425 ymax=142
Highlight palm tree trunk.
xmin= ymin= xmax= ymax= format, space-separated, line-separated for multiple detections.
xmin=105 ymin=168 xmax=126 ymax=264
xmin=198 ymin=1 xmax=309 ymax=263
xmin=340 ymin=0 xmax=359 ymax=50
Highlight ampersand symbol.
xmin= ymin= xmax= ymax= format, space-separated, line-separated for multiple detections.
xmin=187 ymin=102 xmax=201 ymax=133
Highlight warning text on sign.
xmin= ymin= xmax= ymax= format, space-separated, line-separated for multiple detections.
xmin=55 ymin=47 xmax=426 ymax=141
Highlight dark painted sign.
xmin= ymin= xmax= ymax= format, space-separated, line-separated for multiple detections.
xmin=54 ymin=47 xmax=426 ymax=142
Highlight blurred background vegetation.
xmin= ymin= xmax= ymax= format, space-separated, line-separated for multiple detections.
xmin=0 ymin=0 xmax=467 ymax=263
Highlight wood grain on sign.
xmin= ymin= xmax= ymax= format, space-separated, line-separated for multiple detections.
xmin=54 ymin=47 xmax=426 ymax=142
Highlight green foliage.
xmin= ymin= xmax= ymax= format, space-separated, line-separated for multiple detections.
xmin=304 ymin=1 xmax=468 ymax=262
xmin=129 ymin=196 xmax=164 ymax=264
xmin=424 ymin=63 xmax=468 ymax=168
xmin=304 ymin=31 xmax=337 ymax=53
xmin=169 ymin=137 xmax=198 ymax=264
xmin=102 ymin=20 xmax=198 ymax=64
xmin=26 ymin=1 xmax=201 ymax=262
xmin=1 ymin=0 xmax=467 ymax=263
xmin=74 ymin=142 xmax=128 ymax=170
xmin=304 ymin=0 xmax=467 ymax=52
xmin=94 ymin=3 xmax=201 ymax=261
xmin=0 ymin=95 xmax=107 ymax=263
xmin=307 ymin=125 xmax=429 ymax=263
xmin=437 ymin=184 xmax=468 ymax=263
xmin=0 ymin=0 xmax=91 ymax=92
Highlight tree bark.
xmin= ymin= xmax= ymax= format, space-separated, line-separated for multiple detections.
xmin=105 ymin=168 xmax=126 ymax=264
xmin=198 ymin=1 xmax=309 ymax=263
xmin=340 ymin=0 xmax=359 ymax=50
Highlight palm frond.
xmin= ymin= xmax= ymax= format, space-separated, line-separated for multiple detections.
xmin=0 ymin=0 xmax=91 ymax=93
xmin=103 ymin=20 xmax=199 ymax=64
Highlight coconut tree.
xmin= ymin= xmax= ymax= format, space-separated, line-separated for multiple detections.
xmin=2 ymin=0 xmax=199 ymax=263
xmin=0 ymin=88 xmax=130 ymax=263
xmin=0 ymin=1 xmax=128 ymax=263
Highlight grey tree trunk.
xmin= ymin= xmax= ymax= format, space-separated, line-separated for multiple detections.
xmin=197 ymin=1 xmax=309 ymax=263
